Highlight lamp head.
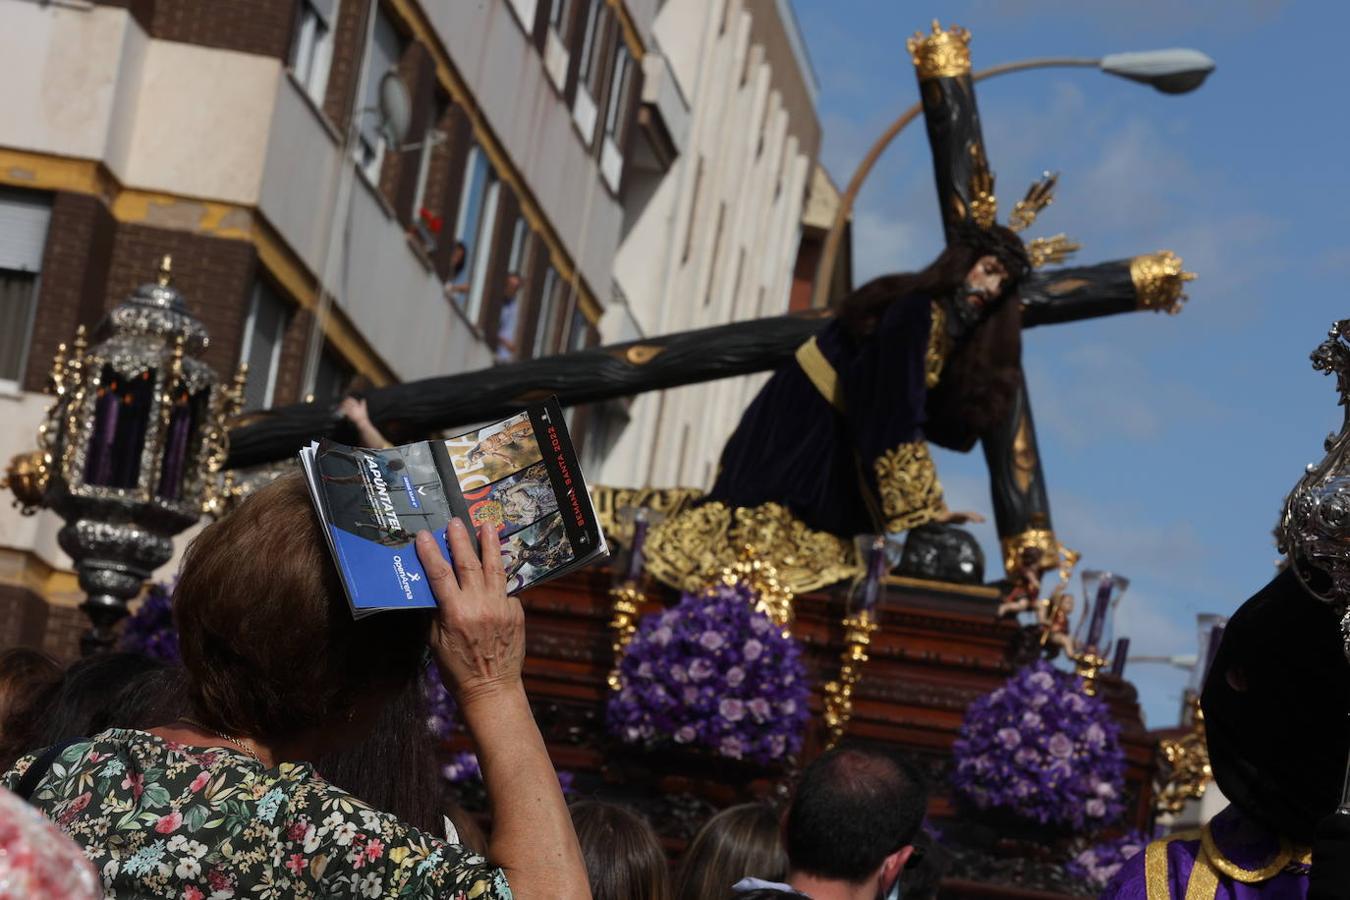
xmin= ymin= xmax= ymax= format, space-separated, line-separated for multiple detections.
xmin=1099 ymin=49 xmax=1215 ymax=94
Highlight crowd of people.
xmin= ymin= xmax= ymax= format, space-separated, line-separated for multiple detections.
xmin=0 ymin=472 xmax=939 ymax=899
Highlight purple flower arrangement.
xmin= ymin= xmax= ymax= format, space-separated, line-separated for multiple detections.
xmin=1066 ymin=831 xmax=1149 ymax=889
xmin=951 ymin=660 xmax=1126 ymax=832
xmin=605 ymin=580 xmax=810 ymax=765
xmin=119 ymin=580 xmax=180 ymax=663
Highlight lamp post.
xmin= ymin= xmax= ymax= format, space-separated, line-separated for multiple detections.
xmin=809 ymin=34 xmax=1214 ymax=310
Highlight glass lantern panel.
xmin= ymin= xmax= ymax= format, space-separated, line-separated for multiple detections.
xmin=156 ymin=385 xmax=208 ymax=501
xmin=85 ymin=365 xmax=156 ymax=490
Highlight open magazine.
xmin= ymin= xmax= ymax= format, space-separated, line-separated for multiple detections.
xmin=298 ymin=398 xmax=607 ymax=618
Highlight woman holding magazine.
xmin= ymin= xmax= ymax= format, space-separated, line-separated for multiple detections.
xmin=1 ymin=472 xmax=589 ymax=900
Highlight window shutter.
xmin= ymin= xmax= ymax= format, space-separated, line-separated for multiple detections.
xmin=0 ymin=189 xmax=52 ymax=272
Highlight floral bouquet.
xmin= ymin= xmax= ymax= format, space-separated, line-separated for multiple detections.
xmin=119 ymin=580 xmax=180 ymax=663
xmin=605 ymin=580 xmax=810 ymax=765
xmin=951 ymin=660 xmax=1126 ymax=832
xmin=421 ymin=662 xmax=458 ymax=742
xmin=1066 ymin=831 xmax=1149 ymax=889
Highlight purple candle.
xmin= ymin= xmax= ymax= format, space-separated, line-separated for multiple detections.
xmin=859 ymin=537 xmax=888 ymax=611
xmin=1087 ymin=576 xmax=1113 ymax=651
xmin=1110 ymin=637 xmax=1130 ymax=677
xmin=623 ymin=516 xmax=650 ymax=583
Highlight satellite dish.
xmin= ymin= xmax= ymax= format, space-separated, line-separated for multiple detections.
xmin=378 ymin=70 xmax=412 ymax=146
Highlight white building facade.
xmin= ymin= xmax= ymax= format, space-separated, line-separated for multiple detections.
xmin=595 ymin=0 xmax=821 ymax=490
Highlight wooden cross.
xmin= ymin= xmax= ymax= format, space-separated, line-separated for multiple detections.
xmin=909 ymin=23 xmax=1194 ymax=572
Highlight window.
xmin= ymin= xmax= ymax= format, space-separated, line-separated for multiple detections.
xmin=239 ymin=280 xmax=290 ymax=411
xmin=532 ymin=266 xmax=566 ymax=357
xmin=450 ymin=145 xmax=501 ymax=325
xmin=289 ymin=0 xmax=340 ymax=106
xmin=599 ymin=44 xmax=633 ymax=191
xmin=571 ymin=0 xmax=606 ymax=143
xmin=0 ymin=189 xmax=50 ymax=388
xmin=313 ymin=345 xmax=353 ymax=407
xmin=543 ymin=0 xmax=573 ymax=90
xmin=356 ymin=8 xmax=404 ymax=182
xmin=566 ymin=305 xmax=590 ymax=352
xmin=495 ymin=217 xmax=532 ymax=362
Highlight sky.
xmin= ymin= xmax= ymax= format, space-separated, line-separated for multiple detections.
xmin=788 ymin=0 xmax=1350 ymax=727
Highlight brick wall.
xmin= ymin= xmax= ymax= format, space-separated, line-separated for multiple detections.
xmin=102 ymin=223 xmax=261 ymax=383
xmin=94 ymin=0 xmax=299 ymax=60
xmin=24 ymin=194 xmax=117 ymax=393
xmin=323 ymin=0 xmax=373 ymax=129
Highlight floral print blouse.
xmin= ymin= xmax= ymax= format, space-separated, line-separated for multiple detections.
xmin=2 ymin=729 xmax=512 ymax=899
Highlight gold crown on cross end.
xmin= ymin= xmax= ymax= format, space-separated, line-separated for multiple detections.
xmin=907 ymin=21 xmax=971 ymax=80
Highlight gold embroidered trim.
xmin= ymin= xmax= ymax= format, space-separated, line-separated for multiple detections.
xmin=1183 ymin=851 xmax=1220 ymax=900
xmin=590 ymin=485 xmax=705 ymax=546
xmin=873 ymin=442 xmax=945 ymax=533
xmin=1198 ymin=821 xmax=1311 ymax=883
xmin=1145 ymin=830 xmax=1203 ymax=900
xmin=925 ymin=302 xmax=949 ymax=388
xmin=643 ymin=500 xmax=860 ymax=595
xmin=795 ymin=337 xmax=845 ymax=414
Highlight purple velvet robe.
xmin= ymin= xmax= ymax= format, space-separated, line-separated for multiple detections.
xmin=1103 ymin=805 xmax=1310 ymax=899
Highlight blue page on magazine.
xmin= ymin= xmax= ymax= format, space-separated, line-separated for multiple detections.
xmin=313 ymin=439 xmax=455 ymax=612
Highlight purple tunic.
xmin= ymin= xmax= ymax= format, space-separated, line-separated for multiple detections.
xmin=1103 ymin=805 xmax=1310 ymax=899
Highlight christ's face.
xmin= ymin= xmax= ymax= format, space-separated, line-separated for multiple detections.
xmin=962 ymin=255 xmax=1009 ymax=310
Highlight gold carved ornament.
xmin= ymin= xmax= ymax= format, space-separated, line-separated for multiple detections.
xmin=1010 ymin=410 xmax=1037 ymax=494
xmin=823 ymin=608 xmax=881 ymax=749
xmin=717 ymin=544 xmax=795 ymax=634
xmin=925 ymin=303 xmax=949 ymax=389
xmin=590 ymin=485 xmax=703 ymax=547
xmin=873 ymin=442 xmax=946 ymax=533
xmin=643 ymin=500 xmax=859 ymax=596
xmin=199 ymin=363 xmax=248 ymax=517
xmin=606 ymin=581 xmax=645 ymax=690
xmin=1007 ymin=172 xmax=1059 ymax=234
xmin=907 ymin=21 xmax=971 ymax=81
xmin=1000 ymin=527 xmax=1060 ymax=575
xmin=1154 ymin=696 xmax=1212 ymax=816
xmin=1026 ymin=234 xmax=1082 ymax=269
xmin=965 ymin=144 xmax=998 ymax=230
xmin=1131 ymin=251 xmax=1196 ymax=315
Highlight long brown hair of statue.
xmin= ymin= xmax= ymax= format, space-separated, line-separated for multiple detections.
xmin=834 ymin=224 xmax=1027 ymax=453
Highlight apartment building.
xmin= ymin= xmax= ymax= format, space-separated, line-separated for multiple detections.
xmin=0 ymin=0 xmax=677 ymax=654
xmin=592 ymin=0 xmax=823 ymax=490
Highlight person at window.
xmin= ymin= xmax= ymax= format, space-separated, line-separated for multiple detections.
xmin=496 ymin=272 xmax=523 ymax=363
xmin=2 ymin=473 xmax=589 ymax=899
xmin=444 ymin=241 xmax=470 ymax=303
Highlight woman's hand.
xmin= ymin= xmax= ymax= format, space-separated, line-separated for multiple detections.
xmin=414 ymin=520 xmax=525 ymax=707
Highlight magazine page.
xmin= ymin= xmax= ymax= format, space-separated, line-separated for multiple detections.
xmin=303 ymin=439 xmax=453 ymax=616
xmin=443 ymin=399 xmax=606 ymax=591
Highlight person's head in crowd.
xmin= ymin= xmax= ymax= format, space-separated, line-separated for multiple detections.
xmin=784 ymin=744 xmax=929 ymax=900
xmin=0 ymin=648 xmax=58 ymax=739
xmin=677 ymin=803 xmax=787 ymax=900
xmin=1202 ymin=567 xmax=1350 ymax=844
xmin=503 ymin=272 xmax=521 ymax=300
xmin=570 ymin=799 xmax=671 ymax=900
xmin=174 ymin=471 xmax=432 ymax=753
xmin=0 ymin=651 xmax=174 ymax=770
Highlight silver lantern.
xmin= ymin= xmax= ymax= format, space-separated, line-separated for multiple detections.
xmin=9 ymin=256 xmax=244 ymax=654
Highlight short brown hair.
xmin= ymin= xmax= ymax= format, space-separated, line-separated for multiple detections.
xmin=570 ymin=800 xmax=671 ymax=900
xmin=675 ymin=803 xmax=786 ymax=900
xmin=174 ymin=471 xmax=430 ymax=739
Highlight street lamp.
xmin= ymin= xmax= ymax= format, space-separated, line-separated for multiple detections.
xmin=810 ymin=27 xmax=1214 ymax=310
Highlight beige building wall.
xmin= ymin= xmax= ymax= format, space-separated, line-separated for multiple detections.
xmin=597 ymin=0 xmax=821 ymax=490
